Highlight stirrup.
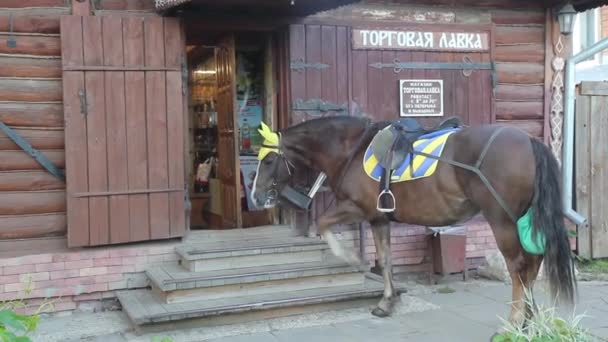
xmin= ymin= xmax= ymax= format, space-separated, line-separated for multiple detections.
xmin=376 ymin=189 xmax=396 ymax=213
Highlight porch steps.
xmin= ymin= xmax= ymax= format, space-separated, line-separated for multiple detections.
xmin=117 ymin=229 xmax=389 ymax=331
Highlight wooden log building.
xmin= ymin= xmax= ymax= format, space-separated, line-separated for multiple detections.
xmin=0 ymin=0 xmax=605 ymax=326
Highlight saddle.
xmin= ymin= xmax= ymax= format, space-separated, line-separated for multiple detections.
xmin=371 ymin=116 xmax=462 ymax=213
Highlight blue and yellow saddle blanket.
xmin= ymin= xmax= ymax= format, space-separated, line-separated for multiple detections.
xmin=363 ymin=127 xmax=460 ymax=183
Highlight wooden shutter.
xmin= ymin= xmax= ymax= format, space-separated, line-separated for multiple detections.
xmin=61 ymin=16 xmax=187 ymax=247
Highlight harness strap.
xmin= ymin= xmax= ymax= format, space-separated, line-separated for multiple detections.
xmin=413 ymin=127 xmax=518 ymax=224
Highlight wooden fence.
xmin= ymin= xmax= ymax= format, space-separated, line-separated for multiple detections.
xmin=575 ymin=81 xmax=608 ymax=259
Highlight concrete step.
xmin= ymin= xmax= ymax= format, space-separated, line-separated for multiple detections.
xmin=147 ymin=261 xmax=365 ymax=304
xmin=117 ymin=276 xmax=389 ymax=328
xmin=183 ymin=225 xmax=295 ymax=243
xmin=176 ymin=236 xmax=332 ymax=272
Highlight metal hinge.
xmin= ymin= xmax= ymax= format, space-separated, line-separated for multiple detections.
xmin=290 ymin=58 xmax=330 ymax=72
xmin=78 ymin=89 xmax=88 ymax=116
xmin=293 ymin=99 xmax=348 ymax=116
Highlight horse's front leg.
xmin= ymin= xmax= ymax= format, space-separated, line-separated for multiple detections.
xmin=317 ymin=200 xmax=364 ymax=266
xmin=370 ymin=218 xmax=396 ymax=318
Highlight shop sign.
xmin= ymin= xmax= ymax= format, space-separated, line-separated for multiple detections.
xmin=400 ymin=79 xmax=443 ymax=117
xmin=353 ymin=28 xmax=489 ymax=52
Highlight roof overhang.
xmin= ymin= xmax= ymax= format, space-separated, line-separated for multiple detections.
xmin=155 ymin=0 xmax=361 ymax=16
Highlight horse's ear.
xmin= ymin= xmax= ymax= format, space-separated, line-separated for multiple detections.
xmin=258 ymin=121 xmax=271 ymax=135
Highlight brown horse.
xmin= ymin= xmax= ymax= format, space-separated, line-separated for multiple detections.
xmin=250 ymin=116 xmax=576 ymax=329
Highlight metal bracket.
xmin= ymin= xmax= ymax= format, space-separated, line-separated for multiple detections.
xmin=369 ymin=56 xmax=493 ymax=76
xmin=78 ymin=89 xmax=88 ymax=116
xmin=290 ymin=58 xmax=330 ymax=72
xmin=0 ymin=122 xmax=65 ymax=181
xmin=7 ymin=14 xmax=16 ymax=48
xmin=181 ymin=59 xmax=188 ymax=97
xmin=293 ymin=99 xmax=348 ymax=116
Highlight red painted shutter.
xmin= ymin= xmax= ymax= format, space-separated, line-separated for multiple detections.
xmin=61 ymin=16 xmax=187 ymax=247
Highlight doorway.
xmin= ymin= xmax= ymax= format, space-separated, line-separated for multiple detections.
xmin=186 ymin=31 xmax=277 ymax=230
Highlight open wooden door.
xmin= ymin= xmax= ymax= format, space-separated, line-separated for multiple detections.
xmin=215 ymin=35 xmax=242 ymax=228
xmin=61 ymin=16 xmax=187 ymax=247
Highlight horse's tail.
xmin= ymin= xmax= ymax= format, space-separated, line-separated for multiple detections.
xmin=529 ymin=137 xmax=576 ymax=305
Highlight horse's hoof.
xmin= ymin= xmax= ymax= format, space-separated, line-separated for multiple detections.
xmin=371 ymin=307 xmax=390 ymax=318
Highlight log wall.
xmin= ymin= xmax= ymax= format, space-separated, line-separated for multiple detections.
xmin=0 ymin=2 xmax=69 ymax=239
xmin=491 ymin=9 xmax=547 ymax=139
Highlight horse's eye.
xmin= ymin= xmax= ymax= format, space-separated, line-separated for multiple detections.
xmin=263 ymin=158 xmax=273 ymax=165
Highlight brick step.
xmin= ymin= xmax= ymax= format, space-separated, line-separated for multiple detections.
xmin=147 ymin=260 xmax=365 ymax=304
xmin=117 ymin=276 xmax=390 ymax=327
xmin=176 ymin=236 xmax=331 ymax=272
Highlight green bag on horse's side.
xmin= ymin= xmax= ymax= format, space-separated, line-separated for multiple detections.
xmin=517 ymin=207 xmax=546 ymax=255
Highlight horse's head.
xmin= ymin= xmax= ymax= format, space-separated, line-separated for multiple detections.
xmin=250 ymin=122 xmax=293 ymax=209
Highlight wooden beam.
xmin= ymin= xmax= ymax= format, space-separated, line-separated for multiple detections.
xmin=0 ymin=213 xmax=66 ymax=240
xmin=0 ymin=78 xmax=62 ymax=102
xmin=0 ymin=102 xmax=63 ymax=127
xmin=0 ymin=171 xmax=65 ymax=191
xmin=0 ymin=127 xmax=64 ymax=150
xmin=0 ymin=56 xmax=61 ymax=78
xmin=496 ymin=62 xmax=545 ymax=84
xmin=0 ymin=150 xmax=64 ymax=171
xmin=495 ymin=101 xmax=544 ymax=120
xmin=0 ymin=34 xmax=60 ymax=56
xmin=0 ymin=190 xmax=66 ymax=215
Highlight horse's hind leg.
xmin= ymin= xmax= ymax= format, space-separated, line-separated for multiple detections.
xmin=369 ymin=219 xmax=397 ymax=317
xmin=488 ymin=218 xmax=543 ymax=329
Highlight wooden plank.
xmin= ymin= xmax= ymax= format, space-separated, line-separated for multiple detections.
xmin=0 ymin=11 xmax=66 ymax=34
xmin=0 ymin=213 xmax=66 ymax=240
xmin=0 ymin=170 xmax=64 ymax=191
xmin=366 ymin=50 xmax=384 ymax=120
xmin=0 ymin=236 xmax=67 ymax=258
xmin=496 ymin=119 xmax=543 ymax=138
xmin=164 ymin=17 xmax=186 ymax=238
xmin=145 ymin=16 xmax=170 ymax=239
xmin=0 ymin=190 xmax=65 ymax=215
xmin=495 ymin=84 xmax=544 ymax=101
xmin=580 ymin=81 xmax=608 ymax=96
xmin=380 ymin=49 xmax=396 ymax=120
xmin=320 ymin=25 xmax=337 ymax=104
xmin=0 ymin=78 xmax=62 ymax=102
xmin=495 ymin=26 xmax=544 ymax=45
xmin=0 ymin=56 xmax=61 ymax=78
xmin=467 ymin=53 xmax=485 ymax=126
xmin=590 ymin=95 xmax=608 ymax=258
xmin=289 ymin=24 xmax=306 ymax=124
xmin=305 ymin=24 xmax=322 ymax=120
xmin=123 ymin=16 xmax=150 ymax=242
xmin=336 ymin=26 xmax=349 ymax=108
xmin=496 ymin=62 xmax=544 ymax=84
xmin=60 ymin=15 xmax=89 ymax=247
xmin=491 ymin=10 xmax=545 ymax=25
xmin=102 ymin=16 xmax=130 ymax=244
xmin=0 ymin=150 xmax=64 ymax=171
xmin=351 ymin=48 xmax=368 ymax=114
xmin=495 ymin=101 xmax=544 ymax=120
xmin=0 ymin=0 xmax=67 ymax=7
xmin=494 ymin=44 xmax=544 ymax=63
xmin=575 ymin=91 xmax=591 ymax=258
xmin=0 ymin=127 xmax=63 ymax=150
xmin=0 ymin=102 xmax=63 ymax=127
xmin=0 ymin=34 xmax=60 ymax=56
xmin=82 ymin=15 xmax=108 ymax=246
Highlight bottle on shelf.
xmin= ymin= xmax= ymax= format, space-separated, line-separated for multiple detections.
xmin=241 ymin=119 xmax=251 ymax=152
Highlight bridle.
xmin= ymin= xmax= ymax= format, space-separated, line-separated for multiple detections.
xmin=260 ymin=132 xmax=296 ymax=205
xmin=260 ymin=120 xmax=373 ymax=211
